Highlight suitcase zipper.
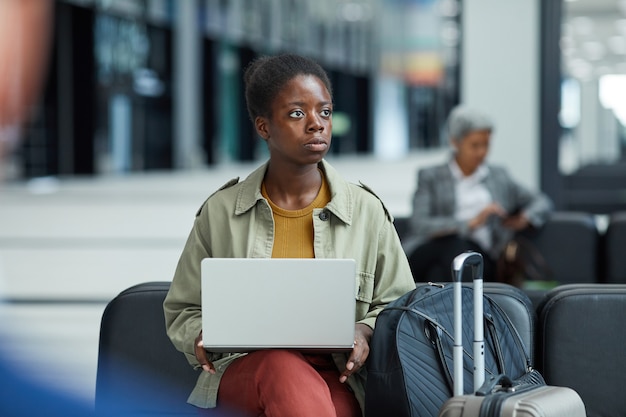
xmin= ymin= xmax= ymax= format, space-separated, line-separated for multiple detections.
xmin=488 ymin=298 xmax=534 ymax=372
xmin=485 ymin=314 xmax=507 ymax=374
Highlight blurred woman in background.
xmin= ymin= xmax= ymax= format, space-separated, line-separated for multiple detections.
xmin=406 ymin=105 xmax=553 ymax=282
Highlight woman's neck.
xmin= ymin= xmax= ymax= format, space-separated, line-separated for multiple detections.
xmin=454 ymin=158 xmax=477 ymax=177
xmin=263 ymin=163 xmax=323 ymax=210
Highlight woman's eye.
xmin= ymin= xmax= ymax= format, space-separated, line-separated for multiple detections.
xmin=289 ymin=110 xmax=304 ymax=118
xmin=321 ymin=109 xmax=332 ymax=117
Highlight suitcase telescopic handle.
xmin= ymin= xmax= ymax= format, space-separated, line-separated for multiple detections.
xmin=451 ymin=251 xmax=485 ymax=396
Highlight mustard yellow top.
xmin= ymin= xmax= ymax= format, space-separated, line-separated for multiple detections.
xmin=261 ymin=171 xmax=331 ymax=258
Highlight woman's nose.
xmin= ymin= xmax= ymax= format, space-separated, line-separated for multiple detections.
xmin=307 ymin=114 xmax=324 ymax=132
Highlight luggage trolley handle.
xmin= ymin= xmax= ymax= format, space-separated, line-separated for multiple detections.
xmin=451 ymin=251 xmax=485 ymax=397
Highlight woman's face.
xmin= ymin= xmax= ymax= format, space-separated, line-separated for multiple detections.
xmin=453 ymin=129 xmax=491 ymax=174
xmin=255 ymin=74 xmax=333 ymax=167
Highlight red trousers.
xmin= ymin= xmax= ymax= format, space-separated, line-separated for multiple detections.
xmin=199 ymin=350 xmax=361 ymax=417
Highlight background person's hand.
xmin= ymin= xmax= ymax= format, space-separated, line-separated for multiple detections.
xmin=194 ymin=331 xmax=216 ymax=374
xmin=502 ymin=213 xmax=531 ymax=231
xmin=340 ymin=323 xmax=373 ymax=383
xmin=468 ymin=203 xmax=507 ymax=230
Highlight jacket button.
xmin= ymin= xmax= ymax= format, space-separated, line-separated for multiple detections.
xmin=319 ymin=211 xmax=329 ymax=221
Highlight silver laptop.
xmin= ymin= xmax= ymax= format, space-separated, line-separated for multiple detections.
xmin=201 ymin=258 xmax=356 ymax=352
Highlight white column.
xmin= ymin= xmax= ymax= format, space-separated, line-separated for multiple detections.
xmin=461 ymin=0 xmax=540 ymax=189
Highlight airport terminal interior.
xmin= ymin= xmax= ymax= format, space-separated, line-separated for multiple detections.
xmin=1 ymin=0 xmax=626 ymax=412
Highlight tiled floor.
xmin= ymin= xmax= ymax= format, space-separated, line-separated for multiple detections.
xmin=0 ymin=150 xmax=445 ymax=406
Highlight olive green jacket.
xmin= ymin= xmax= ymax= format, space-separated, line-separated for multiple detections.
xmin=163 ymin=159 xmax=415 ymax=413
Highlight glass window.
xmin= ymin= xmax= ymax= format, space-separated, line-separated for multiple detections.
xmin=558 ymin=0 xmax=626 ymax=213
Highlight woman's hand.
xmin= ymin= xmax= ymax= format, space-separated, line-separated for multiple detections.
xmin=469 ymin=203 xmax=507 ymax=230
xmin=339 ymin=323 xmax=373 ymax=383
xmin=194 ymin=331 xmax=216 ymax=374
xmin=502 ymin=213 xmax=530 ymax=231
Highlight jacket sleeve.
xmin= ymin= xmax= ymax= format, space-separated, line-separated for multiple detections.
xmin=163 ymin=213 xmax=227 ymax=367
xmin=358 ymin=214 xmax=416 ymax=330
xmin=498 ymin=167 xmax=553 ymax=227
xmin=410 ymin=167 xmax=470 ymax=240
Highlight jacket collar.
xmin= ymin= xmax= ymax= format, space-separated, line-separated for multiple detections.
xmin=234 ymin=159 xmax=353 ymax=225
xmin=448 ymin=158 xmax=490 ymax=183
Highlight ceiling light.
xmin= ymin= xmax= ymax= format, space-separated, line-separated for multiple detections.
xmin=441 ymin=21 xmax=460 ymax=46
xmin=571 ymin=16 xmax=594 ymax=36
xmin=341 ymin=3 xmax=367 ymax=22
xmin=608 ymin=36 xmax=626 ymax=54
xmin=582 ymin=41 xmax=605 ymax=60
xmin=560 ymin=36 xmax=574 ymax=49
xmin=567 ymin=58 xmax=593 ymax=80
xmin=439 ymin=0 xmax=459 ymax=17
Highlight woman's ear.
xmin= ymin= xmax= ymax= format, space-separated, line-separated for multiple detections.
xmin=255 ymin=117 xmax=269 ymax=140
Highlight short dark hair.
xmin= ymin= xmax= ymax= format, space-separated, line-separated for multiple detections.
xmin=243 ymin=53 xmax=333 ymax=122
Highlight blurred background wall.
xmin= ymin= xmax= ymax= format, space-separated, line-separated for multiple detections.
xmin=4 ymin=0 xmax=626 ymax=212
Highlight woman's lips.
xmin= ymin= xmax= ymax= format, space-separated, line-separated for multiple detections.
xmin=304 ymin=138 xmax=328 ymax=151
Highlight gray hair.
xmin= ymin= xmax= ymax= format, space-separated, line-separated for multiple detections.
xmin=447 ymin=105 xmax=494 ymax=142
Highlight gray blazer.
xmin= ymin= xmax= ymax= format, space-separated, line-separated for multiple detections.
xmin=406 ymin=162 xmax=553 ymax=258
